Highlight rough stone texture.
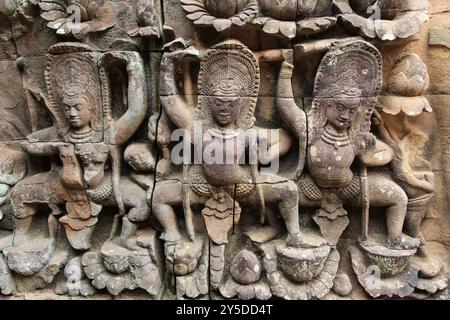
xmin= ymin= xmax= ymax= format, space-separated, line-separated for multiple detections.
xmin=0 ymin=0 xmax=448 ymax=301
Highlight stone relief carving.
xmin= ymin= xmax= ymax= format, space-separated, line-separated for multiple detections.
xmin=254 ymin=0 xmax=336 ymax=39
xmin=180 ymin=0 xmax=258 ymax=32
xmin=39 ymin=0 xmax=118 ymax=39
xmin=0 ymin=0 xmax=447 ymax=300
xmin=333 ymin=0 xmax=429 ymax=41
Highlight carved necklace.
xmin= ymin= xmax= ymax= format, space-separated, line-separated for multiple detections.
xmin=207 ymin=128 xmax=240 ymax=141
xmin=321 ymin=125 xmax=350 ymax=150
xmin=68 ymin=129 xmax=92 ymax=143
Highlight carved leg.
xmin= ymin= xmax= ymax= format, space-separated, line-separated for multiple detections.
xmin=118 ymin=215 xmax=139 ymax=249
xmin=356 ymin=174 xmax=420 ymax=249
xmin=152 ymin=180 xmax=184 ymax=244
xmin=404 ymin=199 xmax=443 ymax=277
xmin=261 ymin=181 xmax=302 ymax=247
xmin=0 ymin=201 xmax=37 ymax=249
xmin=117 ymin=179 xmax=151 ymax=247
xmin=12 ymin=216 xmax=33 ymax=246
xmin=404 ymin=197 xmax=432 ymax=257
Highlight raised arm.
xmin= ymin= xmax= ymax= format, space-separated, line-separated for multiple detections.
xmin=274 ymin=50 xmax=307 ymax=142
xmin=159 ymin=49 xmax=198 ymax=136
xmin=256 ymin=128 xmax=293 ymax=164
xmin=102 ymin=52 xmax=147 ymax=145
xmin=260 ymin=49 xmax=307 ymax=178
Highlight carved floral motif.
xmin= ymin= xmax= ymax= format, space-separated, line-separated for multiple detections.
xmin=180 ymin=0 xmax=258 ymax=32
xmin=0 ymin=0 xmax=447 ymax=301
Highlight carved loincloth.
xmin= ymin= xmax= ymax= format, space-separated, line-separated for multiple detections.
xmin=189 ymin=173 xmax=255 ymax=199
xmin=60 ymin=178 xmax=113 ymax=232
xmin=188 ymin=173 xmax=254 ymax=245
xmin=298 ymin=174 xmax=361 ymax=219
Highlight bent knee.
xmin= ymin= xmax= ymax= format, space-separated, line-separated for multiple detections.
xmin=375 ymin=182 xmax=408 ymax=207
xmin=128 ymin=207 xmax=150 ymax=222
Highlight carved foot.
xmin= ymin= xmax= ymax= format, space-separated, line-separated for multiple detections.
xmin=385 ymin=234 xmax=421 ymax=251
xmin=286 ymin=233 xmax=304 ymax=248
xmin=411 ymin=255 xmax=443 ymax=279
xmin=160 ymin=231 xmax=182 ymax=244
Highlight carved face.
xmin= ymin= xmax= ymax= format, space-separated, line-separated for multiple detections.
xmin=210 ymin=96 xmax=242 ymax=127
xmin=63 ymin=97 xmax=93 ymax=130
xmin=326 ymin=99 xmax=360 ymax=131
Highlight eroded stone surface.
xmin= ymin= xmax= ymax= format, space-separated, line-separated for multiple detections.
xmin=0 ymin=0 xmax=447 ymax=301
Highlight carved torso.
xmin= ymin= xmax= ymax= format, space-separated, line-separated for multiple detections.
xmin=308 ymin=129 xmax=356 ymax=189
xmin=201 ymin=128 xmax=253 ymax=186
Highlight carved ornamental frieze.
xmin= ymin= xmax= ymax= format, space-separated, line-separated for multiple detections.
xmin=0 ymin=0 xmax=447 ymax=300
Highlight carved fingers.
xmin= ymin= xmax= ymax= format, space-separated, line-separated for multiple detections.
xmin=361 ymin=132 xmax=377 ymax=152
xmin=101 ymin=51 xmax=142 ymax=73
xmin=259 ymin=49 xmax=293 ymax=64
xmin=163 ymin=46 xmax=200 ymax=63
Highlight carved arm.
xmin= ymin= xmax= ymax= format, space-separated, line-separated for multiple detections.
xmin=21 ymin=142 xmax=67 ymax=157
xmin=103 ymin=52 xmax=148 ymax=145
xmin=260 ymin=49 xmax=307 ymax=177
xmin=256 ymin=128 xmax=292 ymax=164
xmin=159 ymin=49 xmax=198 ymax=137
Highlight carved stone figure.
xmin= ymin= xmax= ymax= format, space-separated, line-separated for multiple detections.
xmin=0 ymin=0 xmax=448 ymax=301
xmin=0 ymin=146 xmax=27 ymax=229
xmin=377 ymin=54 xmax=444 ymax=280
xmin=276 ymin=40 xmax=419 ymax=252
xmin=154 ymin=41 xmax=303 ymax=291
xmin=1 ymin=43 xmax=147 ymax=278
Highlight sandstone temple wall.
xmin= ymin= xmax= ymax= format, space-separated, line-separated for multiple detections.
xmin=0 ymin=0 xmax=448 ymax=300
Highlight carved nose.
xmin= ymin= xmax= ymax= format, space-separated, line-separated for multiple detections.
xmin=69 ymin=108 xmax=78 ymax=117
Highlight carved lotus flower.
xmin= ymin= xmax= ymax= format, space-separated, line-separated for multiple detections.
xmin=380 ymin=54 xmax=432 ymax=116
xmin=81 ymin=229 xmax=162 ymax=297
xmin=71 ymin=0 xmax=105 ymax=21
xmin=359 ymin=243 xmax=416 ymax=277
xmin=39 ymin=0 xmax=118 ymax=40
xmin=220 ymin=250 xmax=271 ymax=300
xmin=388 ymin=54 xmax=430 ymax=97
xmin=259 ymin=0 xmax=317 ymax=21
xmin=181 ymin=0 xmax=258 ymax=32
xmin=276 ymin=244 xmax=331 ymax=283
xmin=230 ymin=250 xmax=262 ymax=285
xmin=338 ymin=0 xmax=429 ymax=41
xmin=204 ymin=0 xmax=249 ymax=18
xmin=254 ymin=0 xmax=335 ymax=39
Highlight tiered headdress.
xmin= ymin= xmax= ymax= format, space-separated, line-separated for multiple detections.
xmin=196 ymin=40 xmax=260 ymax=129
xmin=309 ymin=40 xmax=383 ymax=145
xmin=45 ymin=42 xmax=111 ymax=140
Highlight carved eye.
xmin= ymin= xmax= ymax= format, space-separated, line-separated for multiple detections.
xmin=337 ymin=105 xmax=346 ymax=112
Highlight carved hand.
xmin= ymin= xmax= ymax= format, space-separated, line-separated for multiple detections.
xmin=361 ymin=132 xmax=377 ymax=153
xmin=259 ymin=49 xmax=293 ymax=65
xmin=162 ymin=46 xmax=200 ymax=63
